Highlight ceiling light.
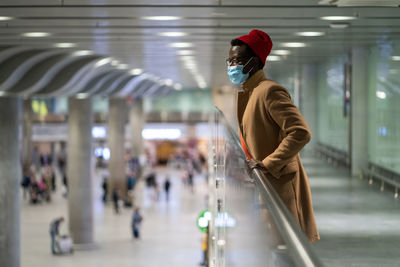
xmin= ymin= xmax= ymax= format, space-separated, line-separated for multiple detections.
xmin=329 ymin=22 xmax=350 ymax=29
xmin=320 ymin=16 xmax=357 ymax=21
xmin=376 ymin=91 xmax=386 ymax=99
xmin=95 ymin=57 xmax=112 ymax=67
xmin=174 ymin=83 xmax=182 ymax=90
xmin=117 ymin=63 xmax=129 ymax=70
xmin=296 ymin=31 xmax=325 ymax=37
xmin=170 ymin=42 xmax=193 ymax=48
xmin=111 ymin=60 xmax=119 ymax=66
xmin=158 ymin=32 xmax=187 ymax=37
xmin=54 ymin=43 xmax=76 ymax=48
xmin=164 ymin=79 xmax=173 ymax=86
xmin=268 ymin=55 xmax=282 ymax=61
xmin=76 ymin=93 xmax=89 ymax=99
xmin=271 ymin=50 xmax=291 ymax=56
xmin=281 ymin=42 xmax=306 ymax=48
xmin=130 ymin=68 xmax=143 ymax=75
xmin=73 ymin=50 xmax=94 ymax=56
xmin=22 ymin=32 xmax=51 ymax=38
xmin=180 ymin=55 xmax=195 ymax=61
xmin=0 ymin=16 xmax=13 ymax=21
xmin=392 ymin=56 xmax=400 ymax=61
xmin=141 ymin=16 xmax=181 ymax=21
xmin=198 ymin=82 xmax=207 ymax=89
xmin=177 ymin=50 xmax=194 ymax=56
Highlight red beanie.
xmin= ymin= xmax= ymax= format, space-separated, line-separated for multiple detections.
xmin=236 ymin=29 xmax=273 ymax=66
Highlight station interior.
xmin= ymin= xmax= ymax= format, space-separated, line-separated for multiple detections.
xmin=0 ymin=1 xmax=400 ymax=267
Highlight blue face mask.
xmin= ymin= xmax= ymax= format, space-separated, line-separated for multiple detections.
xmin=227 ymin=58 xmax=253 ymax=85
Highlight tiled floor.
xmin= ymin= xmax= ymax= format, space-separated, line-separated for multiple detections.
xmin=304 ymin=157 xmax=400 ymax=267
xmin=20 ymin=158 xmax=400 ymax=267
xmin=20 ymin=166 xmax=207 ymax=267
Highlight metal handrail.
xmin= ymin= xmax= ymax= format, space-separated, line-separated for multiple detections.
xmin=216 ymin=108 xmax=324 ymax=267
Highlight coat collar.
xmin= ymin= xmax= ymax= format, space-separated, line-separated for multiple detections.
xmin=241 ymin=69 xmax=267 ymax=92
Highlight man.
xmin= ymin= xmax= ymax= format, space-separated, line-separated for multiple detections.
xmin=49 ymin=217 xmax=64 ymax=254
xmin=132 ymin=206 xmax=143 ymax=239
xmin=227 ymin=29 xmax=319 ymax=242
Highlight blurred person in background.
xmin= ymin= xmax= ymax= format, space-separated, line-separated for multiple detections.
xmin=49 ymin=217 xmax=64 ymax=255
xmin=131 ymin=206 xmax=143 ymax=239
xmin=164 ymin=176 xmax=171 ymax=202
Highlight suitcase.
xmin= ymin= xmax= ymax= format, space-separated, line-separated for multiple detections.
xmin=56 ymin=235 xmax=73 ymax=254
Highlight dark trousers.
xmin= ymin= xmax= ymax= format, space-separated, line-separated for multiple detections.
xmin=50 ymin=232 xmax=56 ymax=254
xmin=133 ymin=227 xmax=139 ymax=239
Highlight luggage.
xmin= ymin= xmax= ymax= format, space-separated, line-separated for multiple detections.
xmin=56 ymin=235 xmax=73 ymax=254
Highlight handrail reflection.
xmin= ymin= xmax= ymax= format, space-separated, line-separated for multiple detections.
xmin=216 ymin=108 xmax=324 ymax=267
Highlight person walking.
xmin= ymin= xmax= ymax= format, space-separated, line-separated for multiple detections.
xmin=49 ymin=217 xmax=64 ymax=255
xmin=131 ymin=207 xmax=143 ymax=239
xmin=227 ymin=29 xmax=319 ymax=242
xmin=164 ymin=176 xmax=171 ymax=201
xmin=112 ymin=188 xmax=120 ymax=214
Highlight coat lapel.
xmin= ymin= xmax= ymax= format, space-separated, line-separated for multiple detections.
xmin=236 ymin=90 xmax=249 ymax=137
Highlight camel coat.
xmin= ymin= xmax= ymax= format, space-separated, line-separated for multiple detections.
xmin=237 ymin=70 xmax=320 ymax=242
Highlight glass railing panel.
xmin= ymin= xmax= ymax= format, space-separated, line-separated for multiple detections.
xmin=208 ymin=109 xmax=324 ymax=267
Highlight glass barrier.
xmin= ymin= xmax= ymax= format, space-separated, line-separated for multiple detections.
xmin=207 ymin=109 xmax=324 ymax=267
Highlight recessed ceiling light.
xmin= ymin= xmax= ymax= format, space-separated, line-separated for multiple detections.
xmin=391 ymin=56 xmax=400 ymax=61
xmin=211 ymin=12 xmax=227 ymax=17
xmin=320 ymin=16 xmax=357 ymax=21
xmin=268 ymin=55 xmax=282 ymax=61
xmin=73 ymin=50 xmax=94 ymax=56
xmin=174 ymin=83 xmax=182 ymax=90
xmin=165 ymin=79 xmax=173 ymax=86
xmin=22 ymin=32 xmax=51 ymax=38
xmin=117 ymin=63 xmax=129 ymax=70
xmin=158 ymin=32 xmax=187 ymax=37
xmin=271 ymin=50 xmax=291 ymax=56
xmin=95 ymin=57 xmax=112 ymax=67
xmin=177 ymin=50 xmax=194 ymax=56
xmin=376 ymin=91 xmax=387 ymax=99
xmin=281 ymin=42 xmax=306 ymax=48
xmin=76 ymin=93 xmax=89 ymax=99
xmin=130 ymin=68 xmax=143 ymax=75
xmin=0 ymin=16 xmax=13 ymax=21
xmin=296 ymin=31 xmax=325 ymax=37
xmin=329 ymin=22 xmax=350 ymax=29
xmin=142 ymin=16 xmax=181 ymax=21
xmin=170 ymin=42 xmax=193 ymax=48
xmin=54 ymin=43 xmax=76 ymax=48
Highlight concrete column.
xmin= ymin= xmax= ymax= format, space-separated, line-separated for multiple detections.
xmin=108 ymin=98 xmax=127 ymax=193
xmin=300 ymin=63 xmax=318 ymax=151
xmin=22 ymin=98 xmax=33 ymax=171
xmin=0 ymin=97 xmax=20 ymax=267
xmin=351 ymin=47 xmax=369 ymax=176
xmin=129 ymin=99 xmax=144 ymax=158
xmin=67 ymin=97 xmax=94 ymax=246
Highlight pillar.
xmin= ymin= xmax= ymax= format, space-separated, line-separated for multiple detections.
xmin=300 ymin=63 xmax=318 ymax=151
xmin=108 ymin=98 xmax=127 ymax=193
xmin=351 ymin=47 xmax=369 ymax=176
xmin=0 ymin=97 xmax=20 ymax=267
xmin=22 ymin=98 xmax=33 ymax=172
xmin=129 ymin=99 xmax=144 ymax=158
xmin=67 ymin=97 xmax=94 ymax=246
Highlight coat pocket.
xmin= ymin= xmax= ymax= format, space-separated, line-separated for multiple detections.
xmin=263 ymin=158 xmax=298 ymax=180
xmin=280 ymin=159 xmax=298 ymax=176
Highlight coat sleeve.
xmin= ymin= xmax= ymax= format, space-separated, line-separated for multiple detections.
xmin=261 ymin=85 xmax=311 ymax=179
